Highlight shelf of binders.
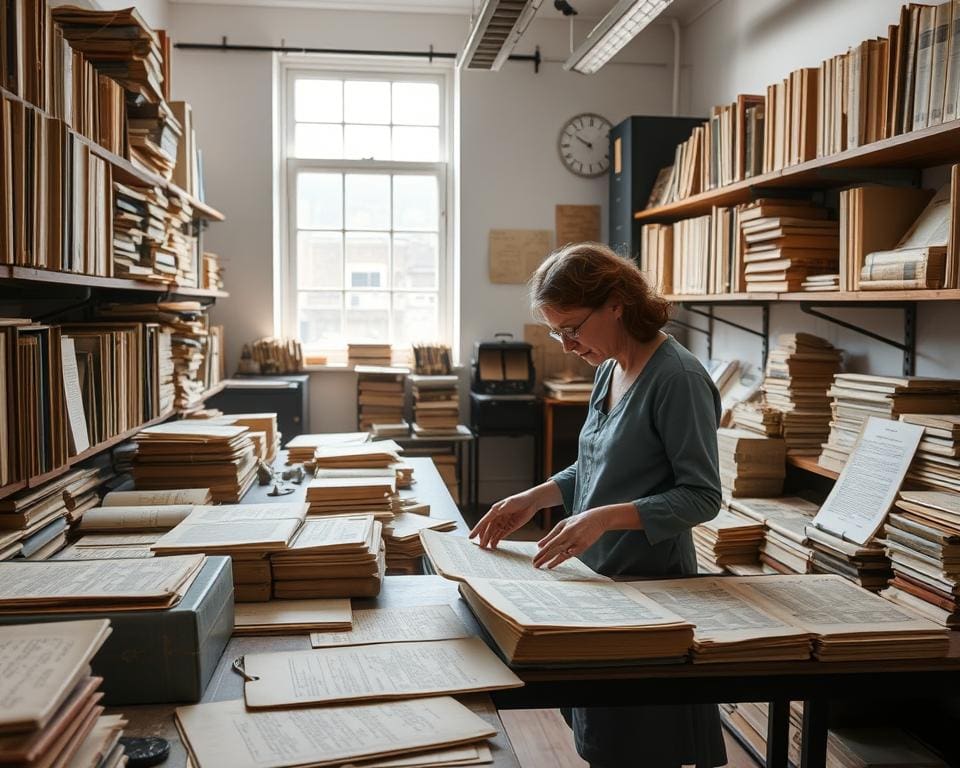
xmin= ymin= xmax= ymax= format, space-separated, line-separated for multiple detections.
xmin=0 ymin=85 xmax=225 ymax=223
xmin=635 ymin=117 xmax=960 ymax=224
xmin=0 ymin=266 xmax=229 ymax=300
xmin=664 ymin=289 xmax=960 ymax=304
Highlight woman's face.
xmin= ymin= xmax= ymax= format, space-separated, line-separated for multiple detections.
xmin=540 ymin=303 xmax=619 ymax=366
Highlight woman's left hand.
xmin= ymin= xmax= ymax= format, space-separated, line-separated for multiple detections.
xmin=533 ymin=509 xmax=604 ymax=569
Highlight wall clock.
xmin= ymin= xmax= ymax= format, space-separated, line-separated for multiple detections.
xmin=558 ymin=113 xmax=612 ymax=177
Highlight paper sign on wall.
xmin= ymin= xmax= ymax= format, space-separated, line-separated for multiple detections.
xmin=555 ymin=204 xmax=601 ymax=247
xmin=488 ymin=229 xmax=552 ymax=284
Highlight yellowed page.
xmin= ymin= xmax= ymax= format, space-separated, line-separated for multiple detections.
xmin=185 ymin=502 xmax=308 ymax=524
xmin=488 ymin=229 xmax=552 ymax=284
xmin=235 ymin=599 xmax=351 ymax=632
xmin=78 ymin=505 xmax=194 ymax=532
xmin=243 ymin=637 xmax=522 ymax=708
xmin=286 ymin=516 xmax=374 ymax=551
xmin=101 ymin=489 xmax=211 ymax=506
xmin=152 ymin=519 xmax=299 ymax=552
xmin=387 ymin=513 xmax=456 ymax=539
xmin=343 ymin=743 xmax=491 ymax=768
xmin=310 ymin=605 xmax=469 ymax=648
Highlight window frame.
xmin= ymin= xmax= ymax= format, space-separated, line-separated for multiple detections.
xmin=277 ymin=58 xmax=454 ymax=360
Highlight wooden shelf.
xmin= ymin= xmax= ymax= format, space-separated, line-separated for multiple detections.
xmin=662 ymin=289 xmax=960 ymax=304
xmin=0 ymin=266 xmax=228 ymax=299
xmin=635 ymin=117 xmax=960 ymax=223
xmin=786 ymin=454 xmax=839 ymax=480
xmin=0 ymin=85 xmax=225 ymax=222
xmin=663 ymin=292 xmax=777 ymax=303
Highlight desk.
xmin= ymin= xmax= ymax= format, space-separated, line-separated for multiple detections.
xmin=390 ymin=431 xmax=474 ymax=508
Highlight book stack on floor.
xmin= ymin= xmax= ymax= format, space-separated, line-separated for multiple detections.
xmin=738 ymin=199 xmax=839 ymax=293
xmin=729 ymin=497 xmax=819 ymax=575
xmin=409 ymin=375 xmax=460 ymax=436
xmin=819 ymin=375 xmax=960 ymax=473
xmin=270 ymin=515 xmax=384 ymax=598
xmin=305 ymin=477 xmax=398 ymax=521
xmin=901 ymin=415 xmax=960 ymax=493
xmin=152 ymin=502 xmax=306 ymax=602
xmin=131 ymin=422 xmax=259 ymax=502
xmin=693 ymin=509 xmax=765 ymax=573
xmin=717 ymin=428 xmax=787 ymax=497
xmin=348 ymin=344 xmax=393 ymax=367
xmin=382 ymin=513 xmax=457 ymax=575
xmin=356 ymin=366 xmax=407 ymax=431
xmin=285 ymin=432 xmax=370 ymax=466
xmin=0 ymin=620 xmax=127 ymax=768
xmin=881 ymin=490 xmax=960 ymax=628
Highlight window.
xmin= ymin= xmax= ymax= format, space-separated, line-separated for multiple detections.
xmin=280 ymin=64 xmax=451 ymax=359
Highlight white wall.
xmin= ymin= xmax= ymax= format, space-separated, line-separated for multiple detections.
xmin=164 ymin=3 xmax=678 ymax=501
xmin=95 ymin=0 xmax=168 ymax=30
xmin=682 ymin=0 xmax=960 ymax=379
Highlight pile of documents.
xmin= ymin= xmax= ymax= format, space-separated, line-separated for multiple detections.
xmin=132 ymin=421 xmax=259 ymax=502
xmin=805 ymin=524 xmax=892 ymax=591
xmin=820 ymin=375 xmax=960 ymax=473
xmin=314 ymin=440 xmax=402 ymax=470
xmin=881 ymin=490 xmax=960 ymax=628
xmin=902 ymin=414 xmax=960 ymax=493
xmin=305 ymin=476 xmax=399 ymax=520
xmin=729 ymin=496 xmax=819 ymax=574
xmin=409 ymin=374 xmax=460 ymax=436
xmin=543 ymin=378 xmax=594 ymax=402
xmin=382 ymin=512 xmax=457 ymax=574
xmin=717 ymin=428 xmax=786 ymax=497
xmin=271 ymin=515 xmax=385 ymax=598
xmin=356 ymin=366 xmax=407 ymax=431
xmin=731 ymin=399 xmax=782 ymax=437
xmin=348 ymin=344 xmax=393 ymax=367
xmin=762 ymin=333 xmax=842 ymax=455
xmin=693 ymin=508 xmax=765 ymax=572
xmin=234 ymin=598 xmax=352 ymax=636
xmin=285 ymin=431 xmax=369 ymax=465
xmin=0 ymin=620 xmax=127 ymax=768
xmin=194 ymin=413 xmax=281 ymax=464
xmin=152 ymin=503 xmax=306 ymax=602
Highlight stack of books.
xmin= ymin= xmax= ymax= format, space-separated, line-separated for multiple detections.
xmin=127 ymin=98 xmax=181 ymax=180
xmin=0 ymin=620 xmax=126 ymax=768
xmin=820 ymin=375 xmax=960 ymax=473
xmin=717 ymin=428 xmax=787 ymax=497
xmin=371 ymin=422 xmax=410 ymax=438
xmin=902 ymin=414 xmax=960 ymax=493
xmin=693 ymin=508 xmax=765 ymax=572
xmin=356 ymin=366 xmax=407 ymax=431
xmin=410 ymin=375 xmax=460 ymax=435
xmin=729 ymin=496 xmax=819 ymax=575
xmin=132 ymin=422 xmax=259 ymax=502
xmin=805 ymin=525 xmax=892 ymax=591
xmin=271 ymin=515 xmax=384 ymax=598
xmin=881 ymin=490 xmax=960 ymax=628
xmin=731 ymin=400 xmax=782 ymax=436
xmin=202 ymin=252 xmax=225 ymax=291
xmin=305 ymin=477 xmax=398 ymax=520
xmin=348 ymin=344 xmax=393 ymax=367
xmin=738 ymin=199 xmax=839 ymax=293
xmin=382 ymin=512 xmax=457 ymax=575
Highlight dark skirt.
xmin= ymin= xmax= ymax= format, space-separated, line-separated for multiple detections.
xmin=561 ymin=702 xmax=727 ymax=768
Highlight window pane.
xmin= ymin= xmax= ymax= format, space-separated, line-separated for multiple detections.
xmin=297 ymin=173 xmax=342 ymax=229
xmin=344 ymin=124 xmax=391 ymax=160
xmin=299 ymin=291 xmax=342 ymax=345
xmin=393 ymin=233 xmax=438 ymax=289
xmin=295 ymin=123 xmax=342 ymax=159
xmin=392 ymin=82 xmax=439 ymax=125
xmin=346 ymin=291 xmax=390 ymax=341
xmin=297 ymin=232 xmax=343 ymax=289
xmin=346 ymin=232 xmax=390 ymax=290
xmin=345 ymin=174 xmax=390 ymax=230
xmin=392 ymin=292 xmax=438 ymax=346
xmin=344 ymin=80 xmax=390 ymax=124
xmin=295 ymin=79 xmax=342 ymax=122
xmin=392 ymin=126 xmax=439 ymax=162
xmin=393 ymin=175 xmax=438 ymax=231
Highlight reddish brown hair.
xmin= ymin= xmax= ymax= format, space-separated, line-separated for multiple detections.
xmin=529 ymin=242 xmax=670 ymax=343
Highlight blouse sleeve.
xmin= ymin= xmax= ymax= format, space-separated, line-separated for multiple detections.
xmin=550 ymin=461 xmax=578 ymax=515
xmin=633 ymin=370 xmax=722 ymax=545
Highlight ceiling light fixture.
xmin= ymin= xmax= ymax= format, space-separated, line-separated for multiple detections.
xmin=459 ymin=0 xmax=544 ymax=71
xmin=564 ymin=0 xmax=673 ymax=75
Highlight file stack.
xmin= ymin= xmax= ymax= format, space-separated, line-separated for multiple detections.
xmin=197 ymin=413 xmax=281 ymax=463
xmin=717 ymin=428 xmax=786 ymax=497
xmin=356 ymin=367 xmax=407 ymax=431
xmin=0 ymin=620 xmax=126 ymax=768
xmin=881 ymin=490 xmax=960 ymax=628
xmin=348 ymin=344 xmax=392 ymax=367
xmin=693 ymin=508 xmax=765 ymax=572
xmin=804 ymin=525 xmax=892 ymax=591
xmin=729 ymin=497 xmax=819 ymax=575
xmin=305 ymin=477 xmax=398 ymax=520
xmin=820 ymin=375 xmax=960 ymax=473
xmin=901 ymin=415 xmax=960 ymax=494
xmin=285 ymin=432 xmax=370 ymax=465
xmin=271 ymin=515 xmax=384 ymax=598
xmin=382 ymin=513 xmax=457 ymax=574
xmin=131 ymin=422 xmax=259 ymax=502
xmin=731 ymin=400 xmax=782 ymax=437
xmin=410 ymin=375 xmax=460 ymax=436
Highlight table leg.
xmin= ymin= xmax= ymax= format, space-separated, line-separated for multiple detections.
xmin=765 ymin=699 xmax=790 ymax=768
xmin=799 ymin=698 xmax=828 ymax=768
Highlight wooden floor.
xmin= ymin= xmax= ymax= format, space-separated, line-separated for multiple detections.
xmin=500 ymin=709 xmax=758 ymax=768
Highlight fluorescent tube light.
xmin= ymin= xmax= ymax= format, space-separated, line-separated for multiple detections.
xmin=564 ymin=0 xmax=673 ymax=74
xmin=460 ymin=0 xmax=544 ymax=71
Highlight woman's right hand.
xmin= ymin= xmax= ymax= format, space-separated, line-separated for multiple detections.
xmin=469 ymin=490 xmax=541 ymax=549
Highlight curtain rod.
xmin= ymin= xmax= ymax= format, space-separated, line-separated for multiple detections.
xmin=174 ymin=39 xmax=542 ymax=72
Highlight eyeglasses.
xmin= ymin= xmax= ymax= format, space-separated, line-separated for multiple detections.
xmin=547 ymin=307 xmax=597 ymax=343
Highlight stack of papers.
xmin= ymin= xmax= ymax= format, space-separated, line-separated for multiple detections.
xmin=314 ymin=441 xmax=403 ymax=469
xmin=410 ymin=374 xmax=460 ymax=435
xmin=901 ymin=414 xmax=960 ymax=493
xmin=100 ymin=488 xmax=212 ymax=506
xmin=805 ymin=526 xmax=892 ymax=591
xmin=198 ymin=413 xmax=281 ymax=464
xmin=729 ymin=496 xmax=819 ymax=574
xmin=0 ymin=620 xmax=126 ymax=768
xmin=693 ymin=508 xmax=765 ymax=571
xmin=270 ymin=515 xmax=385 ymax=598
xmin=234 ymin=599 xmax=352 ymax=636
xmin=717 ymin=428 xmax=786 ymax=497
xmin=305 ymin=477 xmax=398 ymax=520
xmin=132 ymin=422 xmax=259 ymax=502
xmin=53 ymin=532 xmax=161 ymax=561
xmin=285 ymin=432 xmax=370 ymax=464
xmin=382 ymin=513 xmax=457 ymax=574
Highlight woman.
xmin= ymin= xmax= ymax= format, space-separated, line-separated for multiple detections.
xmin=470 ymin=242 xmax=727 ymax=768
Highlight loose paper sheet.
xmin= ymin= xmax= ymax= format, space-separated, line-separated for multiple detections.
xmin=101 ymin=489 xmax=211 ymax=506
xmin=185 ymin=503 xmax=308 ymax=524
xmin=60 ymin=337 xmax=90 ymax=454
xmin=555 ymin=204 xmax=601 ymax=247
xmin=176 ymin=696 xmax=495 ymax=768
xmin=242 ymin=637 xmax=523 ymax=708
xmin=488 ymin=229 xmax=552 ymax=284
xmin=310 ymin=605 xmax=470 ymax=648
xmin=152 ymin=519 xmax=300 ymax=551
xmin=812 ymin=417 xmax=924 ymax=544
xmin=387 ymin=513 xmax=456 ymax=539
xmin=420 ymin=530 xmax=608 ymax=583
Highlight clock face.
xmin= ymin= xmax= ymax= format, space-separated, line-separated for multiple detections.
xmin=558 ymin=113 xmax=612 ymax=177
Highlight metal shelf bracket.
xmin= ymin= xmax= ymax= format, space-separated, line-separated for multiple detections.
xmin=677 ymin=303 xmax=771 ymax=367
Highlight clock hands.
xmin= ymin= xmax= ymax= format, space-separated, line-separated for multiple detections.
xmin=574 ymin=135 xmax=593 ymax=149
